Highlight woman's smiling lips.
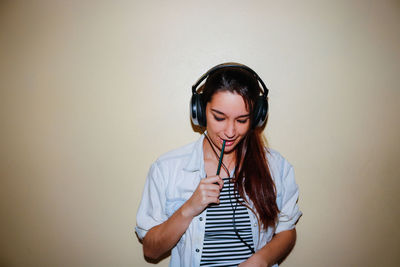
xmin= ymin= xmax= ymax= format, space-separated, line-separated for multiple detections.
xmin=221 ymin=138 xmax=235 ymax=146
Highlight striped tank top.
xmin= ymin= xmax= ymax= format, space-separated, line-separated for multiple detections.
xmin=200 ymin=177 xmax=254 ymax=266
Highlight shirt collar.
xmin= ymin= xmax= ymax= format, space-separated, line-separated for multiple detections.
xmin=183 ymin=132 xmax=206 ymax=173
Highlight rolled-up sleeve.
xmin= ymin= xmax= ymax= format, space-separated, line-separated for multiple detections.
xmin=275 ymin=163 xmax=302 ymax=234
xmin=135 ymin=161 xmax=167 ymax=240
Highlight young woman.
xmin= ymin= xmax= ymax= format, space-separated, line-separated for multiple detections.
xmin=136 ymin=63 xmax=302 ymax=267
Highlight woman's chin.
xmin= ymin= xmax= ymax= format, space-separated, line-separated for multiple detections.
xmin=223 ymin=146 xmax=237 ymax=154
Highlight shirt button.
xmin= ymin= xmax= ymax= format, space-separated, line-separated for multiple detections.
xmin=199 ymin=217 xmax=203 ymax=221
xmin=195 ymin=248 xmax=200 ymax=253
xmin=254 ymin=223 xmax=257 ymax=227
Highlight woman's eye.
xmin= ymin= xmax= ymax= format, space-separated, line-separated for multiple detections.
xmin=214 ymin=116 xmax=225 ymax=121
xmin=237 ymin=119 xmax=248 ymax=124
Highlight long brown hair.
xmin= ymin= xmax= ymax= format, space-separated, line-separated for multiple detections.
xmin=201 ymin=66 xmax=279 ymax=230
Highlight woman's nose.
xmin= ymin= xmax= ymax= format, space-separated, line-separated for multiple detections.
xmin=224 ymin=121 xmax=235 ymax=139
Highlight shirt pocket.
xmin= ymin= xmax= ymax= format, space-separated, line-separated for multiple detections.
xmin=165 ymin=173 xmax=198 ymax=217
xmin=165 ymin=197 xmax=188 ymax=218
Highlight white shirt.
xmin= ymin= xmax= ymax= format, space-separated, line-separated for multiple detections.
xmin=135 ymin=134 xmax=302 ymax=267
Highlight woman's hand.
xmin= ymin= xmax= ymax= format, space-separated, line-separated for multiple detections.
xmin=142 ymin=175 xmax=223 ymax=260
xmin=181 ymin=175 xmax=224 ymax=218
xmin=238 ymin=253 xmax=269 ymax=267
xmin=239 ymin=229 xmax=297 ymax=267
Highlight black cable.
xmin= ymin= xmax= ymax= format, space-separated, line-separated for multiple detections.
xmin=204 ymin=133 xmax=255 ymax=255
xmin=229 ymin=181 xmax=255 ymax=254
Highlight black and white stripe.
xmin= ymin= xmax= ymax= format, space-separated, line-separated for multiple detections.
xmin=200 ymin=177 xmax=254 ymax=266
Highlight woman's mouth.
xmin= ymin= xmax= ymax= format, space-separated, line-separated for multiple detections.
xmin=222 ymin=138 xmax=235 ymax=147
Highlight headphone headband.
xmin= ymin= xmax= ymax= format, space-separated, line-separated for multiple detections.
xmin=191 ymin=63 xmax=269 ymax=98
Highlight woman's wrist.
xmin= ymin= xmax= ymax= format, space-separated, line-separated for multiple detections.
xmin=179 ymin=202 xmax=196 ymax=220
xmin=253 ymin=251 xmax=272 ymax=267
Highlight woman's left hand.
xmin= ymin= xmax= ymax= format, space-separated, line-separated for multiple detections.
xmin=238 ymin=253 xmax=269 ymax=267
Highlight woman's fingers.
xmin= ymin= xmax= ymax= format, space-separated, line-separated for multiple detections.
xmin=203 ymin=175 xmax=224 ymax=189
xmin=184 ymin=175 xmax=225 ymax=217
xmin=199 ymin=176 xmax=223 ymax=205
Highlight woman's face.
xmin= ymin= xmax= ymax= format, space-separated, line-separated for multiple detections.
xmin=205 ymin=90 xmax=251 ymax=153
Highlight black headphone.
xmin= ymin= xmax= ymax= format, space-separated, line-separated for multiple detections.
xmin=190 ymin=63 xmax=269 ymax=129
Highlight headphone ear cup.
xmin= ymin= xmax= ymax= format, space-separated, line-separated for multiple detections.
xmin=252 ymin=96 xmax=268 ymax=129
xmin=190 ymin=93 xmax=206 ymax=127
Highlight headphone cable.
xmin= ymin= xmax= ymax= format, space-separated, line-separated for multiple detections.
xmin=204 ymin=133 xmax=255 ymax=254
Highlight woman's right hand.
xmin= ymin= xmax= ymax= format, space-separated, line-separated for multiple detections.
xmin=181 ymin=175 xmax=224 ymax=218
xmin=142 ymin=175 xmax=223 ymax=260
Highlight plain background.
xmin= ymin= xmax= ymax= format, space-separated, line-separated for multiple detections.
xmin=1 ymin=0 xmax=399 ymax=266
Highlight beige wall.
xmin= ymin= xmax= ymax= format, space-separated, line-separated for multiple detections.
xmin=1 ymin=0 xmax=399 ymax=266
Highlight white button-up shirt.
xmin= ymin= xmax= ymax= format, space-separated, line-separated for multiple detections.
xmin=136 ymin=134 xmax=302 ymax=267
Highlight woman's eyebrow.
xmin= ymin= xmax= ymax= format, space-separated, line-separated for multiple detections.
xmin=211 ymin=108 xmax=225 ymax=115
xmin=236 ymin=114 xmax=251 ymax=118
xmin=210 ymin=108 xmax=250 ymax=118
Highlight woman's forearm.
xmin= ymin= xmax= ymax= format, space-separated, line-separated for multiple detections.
xmin=142 ymin=203 xmax=194 ymax=260
xmin=142 ymin=175 xmax=222 ymax=260
xmin=255 ymin=228 xmax=297 ymax=267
